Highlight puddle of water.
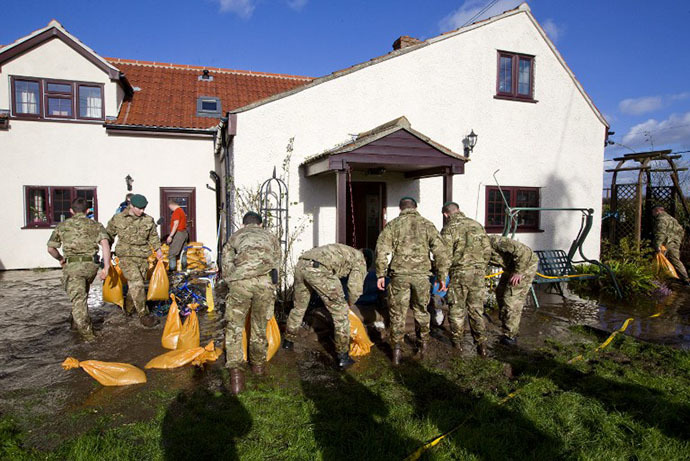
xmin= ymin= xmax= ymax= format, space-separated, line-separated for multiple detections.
xmin=1 ymin=269 xmax=689 ymax=449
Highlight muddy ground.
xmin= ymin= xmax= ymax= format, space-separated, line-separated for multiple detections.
xmin=1 ymin=269 xmax=689 ymax=450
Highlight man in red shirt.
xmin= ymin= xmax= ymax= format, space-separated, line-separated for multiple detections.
xmin=166 ymin=198 xmax=188 ymax=271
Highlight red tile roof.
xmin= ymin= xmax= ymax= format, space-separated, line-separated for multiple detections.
xmin=105 ymin=58 xmax=313 ymax=130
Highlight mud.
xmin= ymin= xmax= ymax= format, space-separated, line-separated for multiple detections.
xmin=1 ymin=269 xmax=689 ymax=449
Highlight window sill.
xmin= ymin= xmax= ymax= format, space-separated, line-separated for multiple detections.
xmin=487 ymin=228 xmax=544 ymax=234
xmin=10 ymin=116 xmax=105 ymax=124
xmin=22 ymin=224 xmax=55 ymax=230
xmin=493 ymin=95 xmax=538 ymax=104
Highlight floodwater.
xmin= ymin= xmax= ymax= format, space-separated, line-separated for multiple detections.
xmin=0 ymin=269 xmax=689 ymax=449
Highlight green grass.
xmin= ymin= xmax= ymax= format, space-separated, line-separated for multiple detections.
xmin=2 ymin=332 xmax=690 ymax=460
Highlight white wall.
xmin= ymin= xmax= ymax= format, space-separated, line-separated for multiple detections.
xmin=0 ymin=39 xmax=217 ymax=269
xmin=231 ymin=10 xmax=606 ymax=265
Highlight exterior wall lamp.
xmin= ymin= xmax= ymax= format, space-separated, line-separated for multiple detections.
xmin=464 ymin=129 xmax=478 ymax=157
xmin=125 ymin=174 xmax=134 ymax=191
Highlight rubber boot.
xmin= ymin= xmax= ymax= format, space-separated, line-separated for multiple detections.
xmin=282 ymin=339 xmax=294 ymax=350
xmin=417 ymin=341 xmax=428 ymax=359
xmin=139 ymin=314 xmax=159 ymax=328
xmin=392 ymin=346 xmax=402 ymax=366
xmin=500 ymin=335 xmax=517 ymax=347
xmin=227 ymin=368 xmax=245 ymax=395
xmin=336 ymin=352 xmax=355 ymax=371
xmin=251 ymin=363 xmax=266 ymax=376
xmin=78 ymin=323 xmax=96 ymax=342
xmin=477 ymin=343 xmax=488 ymax=358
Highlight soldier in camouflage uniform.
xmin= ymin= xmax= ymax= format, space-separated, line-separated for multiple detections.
xmin=375 ymin=197 xmax=450 ymax=365
xmin=221 ymin=212 xmax=280 ymax=394
xmin=284 ymin=243 xmax=366 ymax=370
xmin=440 ymin=202 xmax=492 ymax=357
xmin=652 ymin=205 xmax=689 ymax=284
xmin=106 ymin=194 xmax=162 ymax=328
xmin=47 ymin=198 xmax=111 ymax=341
xmin=488 ymin=235 xmax=538 ymax=346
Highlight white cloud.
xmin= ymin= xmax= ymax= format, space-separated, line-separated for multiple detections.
xmin=215 ymin=0 xmax=255 ymax=18
xmin=619 ymin=96 xmax=663 ymax=116
xmin=541 ymin=18 xmax=564 ymax=43
xmin=621 ymin=112 xmax=690 ymax=148
xmin=671 ymin=91 xmax=690 ymax=101
xmin=439 ymin=0 xmax=521 ymax=31
xmin=287 ymin=0 xmax=307 ymax=10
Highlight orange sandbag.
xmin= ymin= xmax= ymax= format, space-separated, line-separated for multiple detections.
xmin=177 ymin=307 xmax=200 ymax=350
xmin=349 ymin=309 xmax=374 ymax=357
xmin=191 ymin=343 xmax=223 ymax=367
xmin=147 ymin=260 xmax=170 ymax=301
xmin=61 ymin=357 xmax=146 ymax=386
xmin=242 ymin=315 xmax=281 ymax=362
xmin=102 ymin=263 xmax=125 ymax=307
xmin=654 ymin=246 xmax=679 ymax=279
xmin=162 ymin=295 xmax=182 ymax=350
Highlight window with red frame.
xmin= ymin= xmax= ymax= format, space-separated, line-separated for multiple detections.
xmin=11 ymin=76 xmax=104 ymax=121
xmin=496 ymin=51 xmax=535 ymax=101
xmin=485 ymin=186 xmax=540 ymax=232
xmin=24 ymin=186 xmax=98 ymax=228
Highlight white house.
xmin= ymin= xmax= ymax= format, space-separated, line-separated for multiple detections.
xmin=220 ymin=3 xmax=609 ymax=266
xmin=0 ymin=20 xmax=310 ymax=269
xmin=1 ymin=3 xmax=607 ymax=272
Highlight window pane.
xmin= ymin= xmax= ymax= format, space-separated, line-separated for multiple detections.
xmin=498 ymin=56 xmax=512 ymax=93
xmin=52 ymin=188 xmax=72 ymax=223
xmin=28 ymin=188 xmax=48 ymax=223
xmin=201 ymin=100 xmax=217 ymax=111
xmin=518 ymin=58 xmax=531 ymax=95
xmin=79 ymin=86 xmax=102 ymax=118
xmin=76 ymin=189 xmax=96 ymax=218
xmin=47 ymin=82 xmax=72 ymax=93
xmin=15 ymin=80 xmax=40 ymax=114
xmin=516 ymin=189 xmax=539 ymax=228
xmin=47 ymin=97 xmax=73 ymax=117
xmin=487 ymin=188 xmax=511 ymax=227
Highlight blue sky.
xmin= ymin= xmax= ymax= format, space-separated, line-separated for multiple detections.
xmin=2 ymin=0 xmax=689 ymax=168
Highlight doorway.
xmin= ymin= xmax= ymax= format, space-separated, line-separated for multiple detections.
xmin=346 ymin=181 xmax=386 ymax=251
xmin=160 ymin=187 xmax=196 ymax=241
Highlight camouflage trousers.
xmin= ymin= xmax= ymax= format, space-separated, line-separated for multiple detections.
xmin=225 ymin=275 xmax=276 ymax=368
xmin=286 ymin=260 xmax=350 ymax=354
xmin=61 ymin=261 xmax=98 ymax=336
xmin=496 ymin=260 xmax=538 ymax=338
xmin=447 ymin=267 xmax=487 ymax=345
xmin=664 ymin=241 xmax=689 ymax=281
xmin=118 ymin=256 xmax=149 ymax=317
xmin=387 ymin=274 xmax=431 ymax=347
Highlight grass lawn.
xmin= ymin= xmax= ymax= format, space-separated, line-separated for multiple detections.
xmin=2 ymin=327 xmax=690 ymax=460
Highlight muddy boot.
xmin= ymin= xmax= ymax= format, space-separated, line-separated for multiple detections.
xmin=227 ymin=368 xmax=245 ymax=395
xmin=477 ymin=343 xmax=488 ymax=359
xmin=336 ymin=352 xmax=355 ymax=371
xmin=282 ymin=339 xmax=294 ymax=350
xmin=124 ymin=299 xmax=136 ymax=316
xmin=391 ymin=346 xmax=402 ymax=366
xmin=78 ymin=323 xmax=97 ymax=342
xmin=139 ymin=314 xmax=159 ymax=328
xmin=417 ymin=341 xmax=428 ymax=359
xmin=251 ymin=363 xmax=265 ymax=376
xmin=500 ymin=335 xmax=517 ymax=347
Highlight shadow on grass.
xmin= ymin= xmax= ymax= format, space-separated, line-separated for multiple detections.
xmin=505 ymin=345 xmax=690 ymax=442
xmin=300 ymin=369 xmax=419 ymax=461
xmin=161 ymin=388 xmax=251 ymax=461
xmin=395 ymin=359 xmax=566 ymax=459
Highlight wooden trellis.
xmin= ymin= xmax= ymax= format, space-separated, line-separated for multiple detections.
xmin=607 ymin=150 xmax=688 ymax=246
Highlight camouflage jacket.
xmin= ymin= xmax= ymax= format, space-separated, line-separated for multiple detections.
xmin=222 ymin=224 xmax=280 ymax=282
xmin=488 ymin=235 xmax=537 ymax=275
xmin=375 ymin=209 xmax=450 ymax=279
xmin=47 ymin=213 xmax=109 ymax=258
xmin=441 ymin=211 xmax=491 ymax=271
xmin=106 ymin=211 xmax=161 ymax=258
xmin=654 ymin=211 xmax=684 ymax=248
xmin=300 ymin=243 xmax=367 ymax=303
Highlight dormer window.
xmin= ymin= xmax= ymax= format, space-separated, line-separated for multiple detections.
xmin=10 ymin=76 xmax=104 ymax=121
xmin=197 ymin=96 xmax=221 ymax=117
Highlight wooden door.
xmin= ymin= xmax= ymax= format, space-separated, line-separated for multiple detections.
xmin=160 ymin=187 xmax=196 ymax=242
xmin=346 ymin=182 xmax=385 ymax=250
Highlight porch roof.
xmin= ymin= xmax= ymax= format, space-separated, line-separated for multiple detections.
xmin=301 ymin=116 xmax=467 ymax=178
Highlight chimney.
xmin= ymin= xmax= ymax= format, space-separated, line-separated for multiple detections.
xmin=392 ymin=35 xmax=421 ymax=51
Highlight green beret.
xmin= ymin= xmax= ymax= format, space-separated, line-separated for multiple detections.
xmin=399 ymin=196 xmax=417 ymax=205
xmin=130 ymin=194 xmax=148 ymax=209
xmin=443 ymin=201 xmax=459 ymax=208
